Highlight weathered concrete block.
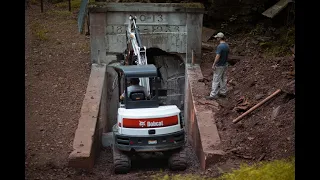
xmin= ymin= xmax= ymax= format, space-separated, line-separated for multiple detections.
xmin=90 ymin=13 xmax=107 ymax=64
xmin=68 ymin=64 xmax=107 ymax=170
xmin=185 ymin=64 xmax=222 ymax=170
xmin=88 ymin=3 xmax=204 ymax=64
xmin=186 ymin=13 xmax=203 ymax=64
xmin=106 ymin=67 xmax=119 ymax=132
xmin=102 ymin=132 xmax=114 ymax=148
xmin=204 ymin=150 xmax=226 ymax=167
xmin=153 ymin=55 xmax=185 ymax=109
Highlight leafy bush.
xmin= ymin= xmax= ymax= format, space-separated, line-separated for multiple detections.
xmin=152 ymin=174 xmax=209 ymax=180
xmin=219 ymin=158 xmax=295 ymax=180
xmin=31 ymin=22 xmax=49 ymax=41
xmin=261 ymin=26 xmax=295 ymax=56
xmin=30 ymin=0 xmax=39 ymax=5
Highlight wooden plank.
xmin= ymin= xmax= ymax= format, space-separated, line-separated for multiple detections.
xmin=233 ymin=89 xmax=282 ymax=123
xmin=202 ymin=27 xmax=216 ymax=42
xmin=262 ymin=0 xmax=291 ymax=18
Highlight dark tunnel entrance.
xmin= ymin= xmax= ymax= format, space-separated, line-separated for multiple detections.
xmin=123 ymin=47 xmax=186 ymax=110
xmin=147 ymin=47 xmax=185 ymax=110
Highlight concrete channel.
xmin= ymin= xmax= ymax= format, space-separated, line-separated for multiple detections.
xmin=68 ymin=2 xmax=222 ymax=170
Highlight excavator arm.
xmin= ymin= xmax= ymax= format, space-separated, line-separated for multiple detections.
xmin=126 ymin=15 xmax=150 ymax=95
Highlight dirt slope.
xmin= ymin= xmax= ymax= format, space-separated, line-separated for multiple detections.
xmin=199 ymin=35 xmax=295 ymax=175
xmin=25 ymin=2 xmax=91 ymax=179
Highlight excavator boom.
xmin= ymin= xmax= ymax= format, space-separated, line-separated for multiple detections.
xmin=126 ymin=15 xmax=150 ymax=94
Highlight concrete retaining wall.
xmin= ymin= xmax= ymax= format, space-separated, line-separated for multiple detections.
xmin=68 ymin=64 xmax=108 ymax=169
xmin=185 ymin=64 xmax=224 ymax=170
xmin=106 ymin=67 xmax=119 ymax=132
xmin=68 ymin=62 xmax=224 ymax=170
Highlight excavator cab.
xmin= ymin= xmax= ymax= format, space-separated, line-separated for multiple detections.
xmin=115 ymin=64 xmax=161 ymax=109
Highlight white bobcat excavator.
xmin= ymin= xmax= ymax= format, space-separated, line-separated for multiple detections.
xmin=106 ymin=16 xmax=187 ymax=174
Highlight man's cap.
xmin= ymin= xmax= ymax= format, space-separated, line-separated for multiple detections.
xmin=214 ymin=32 xmax=224 ymax=38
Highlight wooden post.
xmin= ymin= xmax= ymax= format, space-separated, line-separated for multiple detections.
xmin=232 ymin=89 xmax=282 ymax=124
xmin=68 ymin=0 xmax=71 ymax=12
xmin=191 ymin=50 xmax=195 ymax=65
xmin=86 ymin=13 xmax=90 ymax=35
xmin=41 ymin=0 xmax=43 ymax=13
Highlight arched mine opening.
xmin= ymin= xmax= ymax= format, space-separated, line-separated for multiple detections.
xmin=146 ymin=47 xmax=186 ymax=110
xmin=106 ymin=48 xmax=186 ymax=132
xmin=117 ymin=47 xmax=186 ymax=110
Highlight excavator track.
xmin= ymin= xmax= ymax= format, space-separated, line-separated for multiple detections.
xmin=113 ymin=145 xmax=131 ymax=174
xmin=168 ymin=147 xmax=187 ymax=171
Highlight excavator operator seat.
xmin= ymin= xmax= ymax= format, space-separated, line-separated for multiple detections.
xmin=129 ymin=91 xmax=146 ymax=101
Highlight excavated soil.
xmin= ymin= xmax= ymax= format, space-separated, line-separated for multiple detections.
xmin=199 ymin=35 xmax=295 ymax=173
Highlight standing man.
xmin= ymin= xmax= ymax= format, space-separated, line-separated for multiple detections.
xmin=206 ymin=32 xmax=230 ymax=100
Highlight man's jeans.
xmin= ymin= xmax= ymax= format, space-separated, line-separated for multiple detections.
xmin=210 ymin=65 xmax=228 ymax=97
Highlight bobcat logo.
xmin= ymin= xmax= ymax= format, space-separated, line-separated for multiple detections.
xmin=147 ymin=121 xmax=164 ymax=127
xmin=139 ymin=121 xmax=146 ymax=127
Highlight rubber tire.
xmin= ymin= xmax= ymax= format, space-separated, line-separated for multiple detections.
xmin=113 ymin=145 xmax=131 ymax=174
xmin=168 ymin=147 xmax=187 ymax=171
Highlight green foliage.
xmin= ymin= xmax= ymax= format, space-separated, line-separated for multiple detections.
xmin=219 ymin=158 xmax=295 ymax=180
xmin=152 ymin=173 xmax=211 ymax=180
xmin=30 ymin=0 xmax=39 ymax=5
xmin=249 ymin=23 xmax=265 ymax=36
xmin=263 ymin=26 xmax=295 ymax=57
xmin=55 ymin=0 xmax=82 ymax=9
xmin=46 ymin=10 xmax=73 ymax=17
xmin=259 ymin=42 xmax=272 ymax=48
xmin=31 ymin=22 xmax=49 ymax=41
xmin=62 ymin=19 xmax=78 ymax=25
xmin=248 ymin=22 xmax=295 ymax=57
xmin=48 ymin=0 xmax=65 ymax=4
xmin=152 ymin=158 xmax=294 ymax=180
xmin=80 ymin=42 xmax=90 ymax=52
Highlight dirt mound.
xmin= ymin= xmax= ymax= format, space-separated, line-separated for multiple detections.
xmin=199 ymin=35 xmax=295 ymax=173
